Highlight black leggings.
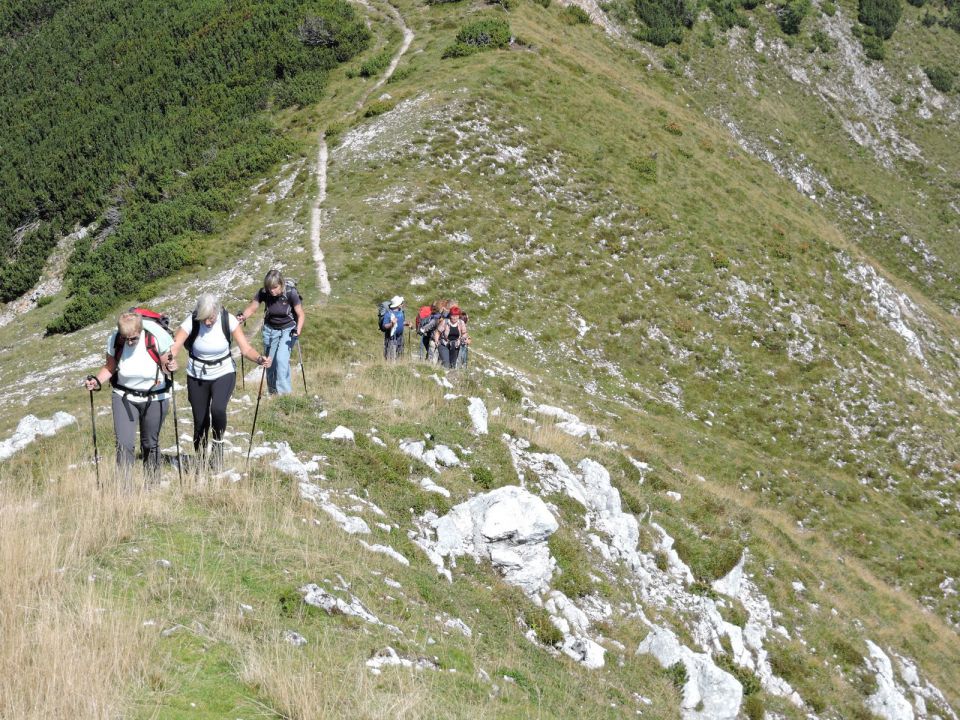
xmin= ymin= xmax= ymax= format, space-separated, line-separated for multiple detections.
xmin=186 ymin=373 xmax=236 ymax=452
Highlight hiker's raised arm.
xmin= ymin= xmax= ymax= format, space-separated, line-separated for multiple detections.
xmin=83 ymin=354 xmax=116 ymax=391
xmin=167 ymin=327 xmax=189 ymax=363
xmin=232 ymin=325 xmax=272 ymax=368
xmin=237 ymin=296 xmax=260 ymax=324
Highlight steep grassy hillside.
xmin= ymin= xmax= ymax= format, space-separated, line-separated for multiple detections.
xmin=1 ymin=0 xmax=959 ymax=717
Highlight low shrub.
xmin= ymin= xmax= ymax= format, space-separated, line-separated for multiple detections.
xmin=667 ymin=660 xmax=688 ymax=688
xmin=472 ymin=466 xmax=496 ymax=489
xmin=858 ymin=0 xmax=902 ymax=38
xmin=359 ymin=50 xmax=393 ymax=77
xmin=563 ymin=5 xmax=593 ymax=22
xmin=442 ymin=17 xmax=511 ymax=58
xmin=523 ymin=606 xmax=563 ymax=645
xmin=777 ymin=0 xmax=810 ymax=34
xmin=924 ymin=65 xmax=954 ymax=93
xmin=708 ymin=0 xmax=748 ymax=29
xmin=634 ymin=0 xmax=694 ymax=46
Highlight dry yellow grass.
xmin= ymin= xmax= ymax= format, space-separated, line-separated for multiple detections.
xmin=0 ymin=449 xmax=171 ymax=719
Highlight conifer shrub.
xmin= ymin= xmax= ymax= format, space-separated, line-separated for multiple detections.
xmin=707 ymin=0 xmax=749 ymax=29
xmin=634 ymin=0 xmax=694 ymax=46
xmin=442 ymin=17 xmax=511 ymax=58
xmin=777 ymin=0 xmax=810 ymax=34
xmin=563 ymin=5 xmax=593 ymax=23
xmin=858 ymin=0 xmax=902 ymax=38
xmin=858 ymin=28 xmax=886 ymax=59
xmin=821 ymin=0 xmax=837 ymax=12
xmin=359 ymin=50 xmax=394 ymax=78
xmin=523 ymin=606 xmax=564 ymax=645
xmin=666 ymin=660 xmax=688 ymax=688
xmin=906 ymin=0 xmax=926 ymax=6
xmin=924 ymin=65 xmax=955 ymax=93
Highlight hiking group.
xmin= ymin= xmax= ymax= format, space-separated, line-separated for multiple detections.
xmin=81 ymin=273 xmax=475 ymax=481
xmin=379 ymin=296 xmax=470 ymax=368
xmin=82 ymin=270 xmax=303 ymax=479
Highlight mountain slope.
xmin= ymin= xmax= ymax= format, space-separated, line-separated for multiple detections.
xmin=1 ymin=0 xmax=959 ymax=717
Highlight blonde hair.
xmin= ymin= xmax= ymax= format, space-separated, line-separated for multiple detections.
xmin=194 ymin=293 xmax=220 ymax=322
xmin=117 ymin=312 xmax=143 ymax=338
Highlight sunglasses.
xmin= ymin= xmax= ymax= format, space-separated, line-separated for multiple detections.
xmin=122 ymin=334 xmax=140 ymax=345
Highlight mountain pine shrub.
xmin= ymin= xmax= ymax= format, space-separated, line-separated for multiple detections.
xmin=924 ymin=65 xmax=955 ymax=92
xmin=634 ymin=0 xmax=694 ymax=46
xmin=777 ymin=0 xmax=811 ymax=34
xmin=442 ymin=17 xmax=511 ymax=57
xmin=563 ymin=5 xmax=593 ymax=23
xmin=858 ymin=0 xmax=902 ymax=38
xmin=707 ymin=0 xmax=749 ymax=29
xmin=359 ymin=50 xmax=394 ymax=77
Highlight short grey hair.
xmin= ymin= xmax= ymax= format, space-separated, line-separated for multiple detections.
xmin=194 ymin=293 xmax=220 ymax=322
xmin=264 ymin=269 xmax=284 ymax=291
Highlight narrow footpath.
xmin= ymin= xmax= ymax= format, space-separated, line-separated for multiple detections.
xmin=311 ymin=0 xmax=414 ymax=295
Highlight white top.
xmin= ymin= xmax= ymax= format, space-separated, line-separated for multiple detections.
xmin=180 ymin=312 xmax=240 ymax=380
xmin=106 ymin=320 xmax=173 ymax=403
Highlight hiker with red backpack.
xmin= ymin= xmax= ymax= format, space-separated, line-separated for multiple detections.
xmin=166 ymin=292 xmax=271 ymax=471
xmin=83 ymin=309 xmax=176 ymax=479
xmin=238 ymin=270 xmax=304 ymax=396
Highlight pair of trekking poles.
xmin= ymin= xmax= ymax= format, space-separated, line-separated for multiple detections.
xmin=86 ymin=332 xmax=302 ymax=486
xmin=86 ymin=357 xmax=186 ymax=489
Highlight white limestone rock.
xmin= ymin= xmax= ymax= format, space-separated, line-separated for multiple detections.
xmin=321 ymin=425 xmax=355 ymax=442
xmin=427 ymin=485 xmax=558 ymax=596
xmin=468 ymin=397 xmax=489 ymax=435
xmin=0 ymin=412 xmax=76 ymax=462
xmin=638 ymin=625 xmax=743 ymax=720
xmin=864 ymin=641 xmax=916 ymax=720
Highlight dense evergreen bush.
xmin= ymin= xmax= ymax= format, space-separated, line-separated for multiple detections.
xmin=708 ymin=0 xmax=749 ymax=29
xmin=858 ymin=0 xmax=902 ymax=38
xmin=442 ymin=17 xmax=511 ymax=57
xmin=0 ymin=0 xmax=370 ymax=332
xmin=924 ymin=65 xmax=955 ymax=92
xmin=563 ymin=5 xmax=593 ymax=22
xmin=634 ymin=0 xmax=694 ymax=45
xmin=777 ymin=0 xmax=811 ymax=34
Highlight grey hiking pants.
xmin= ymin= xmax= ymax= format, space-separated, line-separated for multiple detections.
xmin=112 ymin=394 xmax=169 ymax=477
xmin=384 ymin=333 xmax=404 ymax=361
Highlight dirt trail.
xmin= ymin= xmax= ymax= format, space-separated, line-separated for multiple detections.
xmin=310 ymin=0 xmax=414 ymax=295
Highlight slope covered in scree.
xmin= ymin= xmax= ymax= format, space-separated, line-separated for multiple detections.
xmin=1 ymin=0 xmax=959 ymax=716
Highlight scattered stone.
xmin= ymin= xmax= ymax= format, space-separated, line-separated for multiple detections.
xmin=366 ymin=646 xmax=438 ymax=674
xmin=322 ymin=426 xmax=355 ymax=442
xmin=283 ymin=630 xmax=308 ymax=647
xmin=300 ymin=583 xmax=400 ymax=634
xmin=360 ymin=541 xmax=410 ymax=566
xmin=469 ymin=397 xmax=489 ymax=435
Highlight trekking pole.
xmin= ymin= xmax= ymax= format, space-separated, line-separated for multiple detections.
xmin=86 ymin=376 xmax=101 ymax=490
xmin=295 ymin=335 xmax=308 ymax=395
xmin=167 ymin=355 xmax=183 ymax=487
xmin=245 ymin=337 xmax=280 ymax=471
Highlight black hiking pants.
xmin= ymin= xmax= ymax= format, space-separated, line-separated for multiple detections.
xmin=187 ymin=373 xmax=236 ymax=461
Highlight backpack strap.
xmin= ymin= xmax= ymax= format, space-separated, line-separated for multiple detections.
xmin=185 ymin=312 xmax=201 ymax=352
xmin=220 ymin=307 xmax=231 ymax=345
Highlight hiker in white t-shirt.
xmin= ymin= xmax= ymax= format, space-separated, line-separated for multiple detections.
xmin=166 ymin=293 xmax=271 ymax=471
xmin=83 ymin=310 xmax=176 ymax=478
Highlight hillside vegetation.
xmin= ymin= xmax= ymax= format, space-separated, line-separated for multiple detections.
xmin=1 ymin=0 xmax=959 ymax=717
xmin=0 ymin=0 xmax=369 ymax=332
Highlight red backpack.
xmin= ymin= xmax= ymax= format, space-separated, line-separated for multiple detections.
xmin=112 ymin=307 xmax=171 ymax=368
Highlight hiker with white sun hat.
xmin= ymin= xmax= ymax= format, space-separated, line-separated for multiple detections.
xmin=380 ymin=295 xmax=408 ymax=361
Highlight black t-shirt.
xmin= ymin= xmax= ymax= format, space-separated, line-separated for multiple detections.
xmin=255 ymin=287 xmax=301 ymax=330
